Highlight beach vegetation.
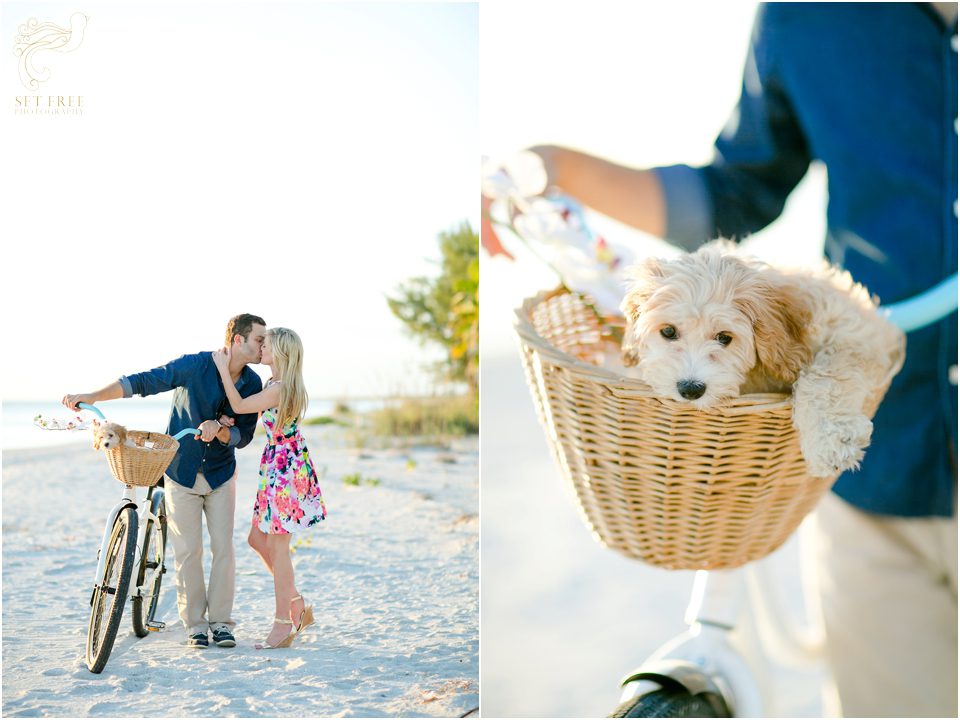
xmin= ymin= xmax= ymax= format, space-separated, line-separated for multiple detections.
xmin=386 ymin=222 xmax=479 ymax=399
xmin=369 ymin=394 xmax=478 ymax=438
xmin=302 ymin=415 xmax=339 ymax=426
xmin=342 ymin=472 xmax=381 ymax=487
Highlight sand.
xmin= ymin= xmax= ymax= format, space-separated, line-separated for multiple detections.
xmin=1 ymin=425 xmax=478 ymax=718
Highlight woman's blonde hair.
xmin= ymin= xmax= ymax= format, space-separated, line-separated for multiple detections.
xmin=268 ymin=327 xmax=309 ymax=429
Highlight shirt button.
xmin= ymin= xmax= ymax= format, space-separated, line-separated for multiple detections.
xmin=953 ymin=35 xmax=958 ymax=51
xmin=950 ymin=365 xmax=958 ymax=386
xmin=954 ymin=199 xmax=958 ymax=217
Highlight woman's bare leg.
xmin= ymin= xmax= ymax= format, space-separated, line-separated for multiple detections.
xmin=248 ymin=524 xmax=273 ymax=574
xmin=258 ymin=533 xmax=297 ymax=647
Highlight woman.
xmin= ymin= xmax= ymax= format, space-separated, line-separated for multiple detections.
xmin=212 ymin=327 xmax=326 ymax=649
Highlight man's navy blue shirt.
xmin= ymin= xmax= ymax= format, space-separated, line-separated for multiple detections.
xmin=120 ymin=353 xmax=263 ymax=489
xmin=654 ymin=3 xmax=957 ymax=517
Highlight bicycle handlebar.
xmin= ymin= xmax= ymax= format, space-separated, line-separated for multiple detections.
xmin=76 ymin=402 xmax=200 ymax=440
xmin=880 ymin=274 xmax=958 ymax=332
xmin=77 ymin=402 xmax=105 ymax=419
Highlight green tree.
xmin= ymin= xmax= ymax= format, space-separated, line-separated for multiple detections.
xmin=387 ymin=222 xmax=479 ymax=397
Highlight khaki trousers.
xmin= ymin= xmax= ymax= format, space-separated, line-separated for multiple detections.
xmin=813 ymin=491 xmax=958 ymax=718
xmin=165 ymin=472 xmax=237 ymax=635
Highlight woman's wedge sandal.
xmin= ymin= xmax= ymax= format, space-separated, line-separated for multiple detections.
xmin=254 ymin=618 xmax=296 ymax=649
xmin=291 ymin=595 xmax=314 ymax=633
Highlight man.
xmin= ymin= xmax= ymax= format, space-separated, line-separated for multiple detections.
xmin=64 ymin=313 xmax=266 ymax=649
xmin=485 ymin=4 xmax=957 ymax=716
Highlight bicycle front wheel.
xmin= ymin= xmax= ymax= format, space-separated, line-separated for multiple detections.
xmin=86 ymin=506 xmax=138 ymax=674
xmin=610 ymin=688 xmax=730 ymax=718
xmin=132 ymin=497 xmax=167 ymax=638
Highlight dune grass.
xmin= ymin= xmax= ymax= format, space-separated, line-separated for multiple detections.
xmin=368 ymin=394 xmax=478 ymax=439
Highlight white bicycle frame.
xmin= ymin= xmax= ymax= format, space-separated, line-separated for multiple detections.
xmin=90 ymin=483 xmax=165 ymax=618
xmin=619 ymin=556 xmax=823 ymax=716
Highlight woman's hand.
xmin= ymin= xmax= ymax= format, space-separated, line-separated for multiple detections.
xmin=212 ymin=346 xmax=231 ymax=374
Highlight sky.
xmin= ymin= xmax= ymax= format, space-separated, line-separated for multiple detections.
xmin=0 ymin=1 xmax=478 ymax=401
xmin=480 ymin=0 xmax=828 ymax=357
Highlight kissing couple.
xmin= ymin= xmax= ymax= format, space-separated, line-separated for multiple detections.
xmin=64 ymin=313 xmax=327 ymax=649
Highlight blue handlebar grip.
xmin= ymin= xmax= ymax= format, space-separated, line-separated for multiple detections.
xmin=173 ymin=428 xmax=200 ymax=441
xmin=881 ymin=274 xmax=958 ymax=333
xmin=77 ymin=402 xmax=106 ymax=420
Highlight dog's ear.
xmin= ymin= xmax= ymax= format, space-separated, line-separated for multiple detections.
xmin=620 ymin=258 xmax=664 ymax=319
xmin=620 ymin=258 xmax=664 ymax=366
xmin=621 ymin=323 xmax=641 ymax=367
xmin=735 ymin=277 xmax=812 ymax=384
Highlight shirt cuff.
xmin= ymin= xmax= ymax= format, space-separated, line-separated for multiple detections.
xmin=652 ymin=164 xmax=714 ymax=251
xmin=118 ymin=376 xmax=134 ymax=398
xmin=226 ymin=426 xmax=241 ymax=448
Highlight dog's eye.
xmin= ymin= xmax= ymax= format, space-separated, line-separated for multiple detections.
xmin=716 ymin=332 xmax=733 ymax=346
xmin=660 ymin=326 xmax=678 ymax=340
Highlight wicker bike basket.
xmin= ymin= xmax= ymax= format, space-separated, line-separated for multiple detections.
xmin=103 ymin=431 xmax=179 ymax=488
xmin=515 ymin=288 xmax=900 ymax=570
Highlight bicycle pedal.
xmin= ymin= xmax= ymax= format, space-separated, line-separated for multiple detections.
xmin=146 ymin=621 xmax=166 ymax=632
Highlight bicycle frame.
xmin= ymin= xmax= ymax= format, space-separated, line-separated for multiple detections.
xmin=90 ymin=484 xmax=165 ymax=606
xmin=89 ymin=485 xmax=139 ymax=607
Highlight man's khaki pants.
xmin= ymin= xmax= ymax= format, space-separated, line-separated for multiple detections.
xmin=165 ymin=472 xmax=237 ymax=636
xmin=814 ymin=491 xmax=958 ymax=718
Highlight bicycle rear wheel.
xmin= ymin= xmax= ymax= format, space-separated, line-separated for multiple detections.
xmin=86 ymin=507 xmax=138 ymax=674
xmin=610 ymin=688 xmax=729 ymax=718
xmin=132 ymin=493 xmax=167 ymax=638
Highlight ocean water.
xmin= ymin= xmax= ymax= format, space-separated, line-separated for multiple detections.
xmin=2 ymin=396 xmax=381 ymax=451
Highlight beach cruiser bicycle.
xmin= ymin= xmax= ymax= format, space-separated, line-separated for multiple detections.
xmin=77 ymin=402 xmax=199 ymax=674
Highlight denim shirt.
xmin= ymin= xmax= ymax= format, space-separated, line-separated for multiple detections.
xmin=119 ymin=353 xmax=263 ymax=489
xmin=654 ymin=3 xmax=957 ymax=517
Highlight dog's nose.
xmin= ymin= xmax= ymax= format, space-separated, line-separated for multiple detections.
xmin=677 ymin=379 xmax=706 ymax=400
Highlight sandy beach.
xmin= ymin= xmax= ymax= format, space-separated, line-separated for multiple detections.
xmin=2 ymin=424 xmax=478 ymax=718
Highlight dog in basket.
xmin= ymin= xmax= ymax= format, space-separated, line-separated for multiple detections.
xmin=620 ymin=241 xmax=905 ymax=479
xmin=92 ymin=421 xmax=140 ymax=451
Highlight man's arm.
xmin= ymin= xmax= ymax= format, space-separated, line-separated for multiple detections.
xmin=63 ymin=382 xmax=124 ymax=411
xmin=123 ymin=354 xmax=203 ymax=398
xmin=64 ymin=354 xmax=203 ymax=412
xmin=527 ymin=145 xmax=667 ymax=239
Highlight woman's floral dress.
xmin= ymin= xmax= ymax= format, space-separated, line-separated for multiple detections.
xmin=254 ymin=382 xmax=326 ymax=534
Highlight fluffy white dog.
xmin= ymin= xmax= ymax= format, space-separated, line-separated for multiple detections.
xmin=620 ymin=242 xmax=905 ymax=478
xmin=92 ymin=422 xmax=137 ymax=451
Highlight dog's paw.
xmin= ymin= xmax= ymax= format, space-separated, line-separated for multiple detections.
xmin=800 ymin=414 xmax=873 ymax=478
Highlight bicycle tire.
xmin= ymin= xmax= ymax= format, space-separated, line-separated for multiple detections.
xmin=131 ymin=496 xmax=167 ymax=638
xmin=86 ymin=507 xmax=138 ymax=674
xmin=609 ymin=688 xmax=729 ymax=718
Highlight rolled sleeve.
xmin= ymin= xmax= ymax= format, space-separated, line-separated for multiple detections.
xmin=226 ymin=425 xmax=241 ymax=448
xmin=653 ymin=164 xmax=714 ymax=250
xmin=118 ymin=376 xmax=134 ymax=398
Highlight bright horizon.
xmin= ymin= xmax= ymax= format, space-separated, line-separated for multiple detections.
xmin=0 ymin=2 xmax=478 ymax=402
